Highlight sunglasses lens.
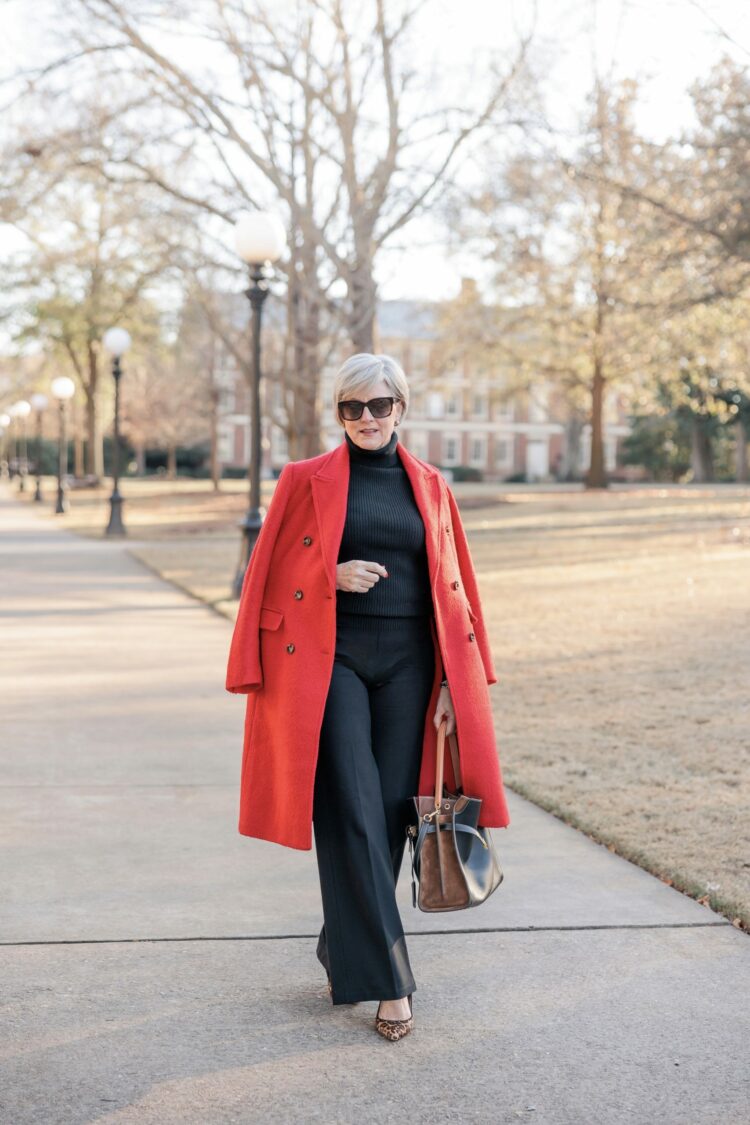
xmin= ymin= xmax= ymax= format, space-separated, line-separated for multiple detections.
xmin=339 ymin=402 xmax=363 ymax=420
xmin=369 ymin=398 xmax=393 ymax=418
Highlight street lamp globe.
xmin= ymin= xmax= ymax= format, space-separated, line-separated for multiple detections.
xmin=103 ymin=327 xmax=132 ymax=357
xmin=12 ymin=400 xmax=31 ymax=418
xmin=31 ymin=392 xmax=49 ymax=412
xmin=51 ymin=376 xmax=76 ymax=401
xmin=234 ymin=212 xmax=286 ymax=264
xmin=0 ymin=413 xmax=10 ymax=427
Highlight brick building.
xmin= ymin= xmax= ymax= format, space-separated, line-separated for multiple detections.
xmin=216 ymin=294 xmax=630 ymax=482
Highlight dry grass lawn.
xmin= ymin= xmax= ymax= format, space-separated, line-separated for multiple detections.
xmin=17 ymin=475 xmax=750 ymax=928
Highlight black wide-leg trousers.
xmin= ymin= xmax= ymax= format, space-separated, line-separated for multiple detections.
xmin=312 ymin=610 xmax=437 ymax=1005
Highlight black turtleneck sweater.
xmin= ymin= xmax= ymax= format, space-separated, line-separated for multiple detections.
xmin=336 ymin=429 xmax=434 ymax=622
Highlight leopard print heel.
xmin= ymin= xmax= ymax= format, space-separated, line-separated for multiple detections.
xmin=375 ymin=994 xmax=413 ymax=1041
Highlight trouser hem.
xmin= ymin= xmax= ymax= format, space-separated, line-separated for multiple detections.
xmin=331 ymin=981 xmax=417 ymax=1006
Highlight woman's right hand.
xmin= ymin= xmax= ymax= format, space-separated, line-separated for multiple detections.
xmin=335 ymin=560 xmax=389 ymax=593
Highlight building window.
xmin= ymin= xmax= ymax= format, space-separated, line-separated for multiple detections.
xmin=495 ymin=437 xmax=512 ymax=469
xmin=469 ymin=435 xmax=486 ymax=466
xmin=445 ymin=392 xmax=460 ymax=417
xmin=495 ymin=399 xmax=514 ymax=422
xmin=218 ymin=425 xmax=233 ymax=464
xmin=219 ymin=385 xmax=235 ymax=413
xmin=442 ymin=434 xmax=461 ymax=465
xmin=471 ymin=392 xmax=487 ymax=417
xmin=427 ymin=392 xmax=444 ymax=418
xmin=270 ymin=425 xmax=289 ymax=462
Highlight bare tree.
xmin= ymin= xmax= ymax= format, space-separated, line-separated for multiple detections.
xmin=13 ymin=0 xmax=533 ymax=457
xmin=0 ymin=162 xmax=183 ymax=478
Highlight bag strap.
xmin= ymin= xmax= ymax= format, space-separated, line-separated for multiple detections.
xmin=448 ymin=730 xmax=462 ymax=791
xmin=434 ymin=724 xmax=446 ymax=891
xmin=434 ymin=717 xmax=462 ymax=897
xmin=435 ymin=717 xmax=462 ymax=805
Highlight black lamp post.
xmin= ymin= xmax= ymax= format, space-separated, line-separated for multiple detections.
xmin=30 ymin=393 xmax=48 ymax=502
xmin=231 ymin=211 xmax=287 ymax=599
xmin=51 ymin=377 xmax=75 ymax=514
xmin=103 ymin=327 xmax=131 ymax=538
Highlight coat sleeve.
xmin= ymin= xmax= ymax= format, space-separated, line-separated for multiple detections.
xmin=445 ymin=483 xmax=498 ymax=686
xmin=225 ymin=461 xmax=296 ymax=694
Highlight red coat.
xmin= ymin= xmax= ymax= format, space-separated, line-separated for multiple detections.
xmin=226 ymin=437 xmax=511 ymax=850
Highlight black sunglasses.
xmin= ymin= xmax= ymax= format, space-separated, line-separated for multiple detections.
xmin=337 ymin=396 xmax=396 ymax=421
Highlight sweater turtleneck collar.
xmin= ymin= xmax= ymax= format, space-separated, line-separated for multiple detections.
xmin=344 ymin=428 xmax=400 ymax=467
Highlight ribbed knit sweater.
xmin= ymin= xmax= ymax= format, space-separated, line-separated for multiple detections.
xmin=335 ymin=429 xmax=434 ymax=622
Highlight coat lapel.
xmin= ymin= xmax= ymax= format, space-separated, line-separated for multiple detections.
xmin=310 ymin=437 xmax=442 ymax=596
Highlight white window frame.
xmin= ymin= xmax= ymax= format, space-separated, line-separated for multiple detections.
xmin=494 ymin=435 xmax=513 ymax=470
xmin=270 ymin=425 xmax=289 ymax=462
xmin=427 ymin=392 xmax=444 ymax=418
xmin=217 ymin=423 xmax=234 ymax=464
xmin=444 ymin=391 xmax=461 ymax=417
xmin=471 ymin=392 xmax=488 ymax=418
xmin=469 ymin=434 xmax=487 ymax=467
xmin=442 ymin=432 xmax=462 ymax=466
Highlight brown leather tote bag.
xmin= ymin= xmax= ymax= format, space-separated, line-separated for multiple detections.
xmin=406 ymin=717 xmax=504 ymax=912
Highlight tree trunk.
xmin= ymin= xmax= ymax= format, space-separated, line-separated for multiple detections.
xmin=84 ymin=346 xmax=103 ymax=479
xmin=690 ymin=417 xmax=714 ymax=482
xmin=585 ymin=360 xmax=608 ymax=488
xmin=286 ymin=252 xmax=323 ymax=460
xmin=300 ymin=286 xmax=322 ymax=459
xmin=735 ymin=418 xmax=748 ymax=482
xmin=209 ymin=387 xmax=220 ymax=492
xmin=167 ymin=442 xmax=177 ymax=480
xmin=348 ymin=258 xmax=377 ymax=353
xmin=73 ymin=397 xmax=85 ymax=478
xmin=84 ymin=388 xmax=97 ymax=478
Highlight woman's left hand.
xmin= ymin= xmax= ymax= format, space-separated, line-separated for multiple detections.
xmin=433 ymin=685 xmax=456 ymax=736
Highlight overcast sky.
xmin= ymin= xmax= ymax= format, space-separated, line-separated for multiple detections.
xmin=2 ymin=0 xmax=749 ymax=302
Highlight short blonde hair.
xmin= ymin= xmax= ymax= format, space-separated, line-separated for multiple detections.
xmin=332 ymin=353 xmax=409 ymax=428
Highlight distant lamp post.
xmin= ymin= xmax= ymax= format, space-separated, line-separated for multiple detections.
xmin=102 ymin=327 xmax=131 ymax=538
xmin=0 ymin=412 xmax=10 ymax=478
xmin=51 ymin=377 xmax=75 ymax=514
xmin=232 ymin=210 xmax=286 ymax=598
xmin=30 ymin=393 xmax=48 ymax=502
xmin=11 ymin=400 xmax=31 ymax=492
xmin=0 ymin=413 xmax=10 ymax=478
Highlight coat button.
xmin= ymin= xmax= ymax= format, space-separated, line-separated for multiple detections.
xmin=445 ymin=524 xmax=450 ymax=533
xmin=468 ymin=633 xmax=475 ymax=642
xmin=452 ymin=580 xmax=460 ymax=589
xmin=294 ymin=589 xmax=303 ymax=599
xmin=287 ymin=643 xmax=295 ymax=653
xmin=303 ymin=536 xmax=312 ymax=546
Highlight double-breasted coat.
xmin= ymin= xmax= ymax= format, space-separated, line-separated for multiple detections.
xmin=225 ymin=437 xmax=511 ymax=850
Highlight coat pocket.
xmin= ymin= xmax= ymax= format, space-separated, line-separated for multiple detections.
xmin=466 ymin=600 xmax=478 ymax=624
xmin=259 ymin=606 xmax=284 ymax=631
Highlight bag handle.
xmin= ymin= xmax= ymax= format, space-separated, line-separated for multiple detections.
xmin=434 ymin=716 xmax=462 ymax=809
xmin=433 ymin=716 xmax=462 ymax=896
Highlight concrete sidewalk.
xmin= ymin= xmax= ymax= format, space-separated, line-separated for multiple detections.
xmin=1 ymin=483 xmax=747 ymax=1125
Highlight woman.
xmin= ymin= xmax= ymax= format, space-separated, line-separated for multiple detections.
xmin=226 ymin=353 xmax=510 ymax=1042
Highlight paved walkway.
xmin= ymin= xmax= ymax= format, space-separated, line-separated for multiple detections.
xmin=1 ymin=482 xmax=747 ymax=1125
